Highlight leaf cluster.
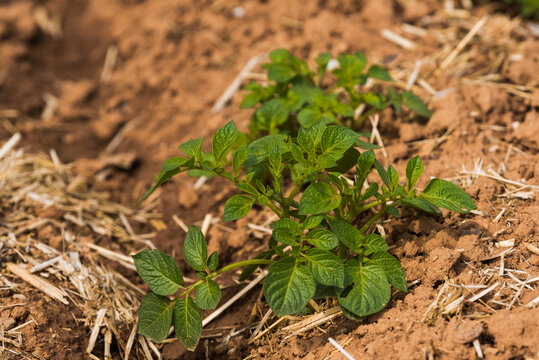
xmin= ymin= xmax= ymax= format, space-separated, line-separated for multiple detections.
xmin=242 ymin=49 xmax=431 ymax=137
xmin=134 ymin=115 xmax=476 ymax=349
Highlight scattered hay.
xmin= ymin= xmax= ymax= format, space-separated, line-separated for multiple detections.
xmin=0 ymin=134 xmax=160 ymax=359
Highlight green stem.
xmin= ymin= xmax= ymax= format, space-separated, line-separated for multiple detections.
xmin=180 ymin=259 xmax=274 ymax=297
xmin=359 ymin=206 xmax=388 ymax=234
xmin=354 ymin=198 xmax=383 ymax=215
xmin=266 ymin=200 xmax=284 ymax=218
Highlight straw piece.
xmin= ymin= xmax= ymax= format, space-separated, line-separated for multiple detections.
xmin=201 ymin=214 xmax=212 ymax=236
xmin=381 ymin=29 xmax=416 ymax=49
xmin=328 ymin=337 xmax=356 ymax=360
xmin=172 ymin=215 xmax=189 ymax=233
xmin=104 ymin=117 xmax=141 ymax=155
xmin=283 ymin=306 xmax=342 ymax=339
xmin=6 ymin=263 xmax=68 ymax=305
xmin=212 ymin=54 xmax=268 ymax=113
xmin=86 ymin=308 xmax=107 ymax=354
xmin=247 ymin=224 xmax=272 ymax=234
xmin=249 ymin=309 xmax=273 ymax=341
xmin=86 ymin=243 xmax=137 ymax=271
xmin=41 ymin=93 xmax=59 ymax=121
xmin=369 ymin=115 xmax=388 ymax=160
xmin=524 ymin=242 xmax=539 ymax=255
xmin=0 ymin=133 xmax=21 ymax=160
xmin=526 ymin=295 xmax=539 ymax=308
xmin=248 ymin=316 xmax=289 ymax=345
xmin=100 ymin=46 xmax=118 ymax=83
xmin=104 ymin=329 xmax=112 ymax=360
xmin=30 ymin=255 xmax=63 ymax=273
xmin=473 ymin=339 xmax=484 ymax=359
xmin=439 ymin=16 xmax=488 ymax=70
xmin=138 ymin=336 xmax=153 ymax=360
xmin=467 ymin=282 xmax=499 ymax=303
xmin=190 ymin=176 xmax=207 ymax=192
xmin=202 ymin=270 xmax=267 ymax=327
xmin=124 ymin=318 xmax=138 ymax=360
xmin=33 ymin=7 xmax=62 ymax=39
xmin=406 ymin=60 xmax=423 ymax=91
xmin=402 ymin=23 xmax=427 ymax=37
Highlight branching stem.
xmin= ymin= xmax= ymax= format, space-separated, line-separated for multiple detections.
xmin=180 ymin=259 xmax=274 ymax=297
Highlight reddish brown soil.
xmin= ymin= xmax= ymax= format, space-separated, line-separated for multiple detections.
xmin=1 ymin=0 xmax=538 ymax=359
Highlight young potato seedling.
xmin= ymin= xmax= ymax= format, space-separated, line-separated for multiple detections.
xmin=133 ymin=119 xmax=476 ymax=350
xmin=241 ymin=49 xmax=431 ymax=137
xmin=132 ymin=49 xmax=474 ymax=351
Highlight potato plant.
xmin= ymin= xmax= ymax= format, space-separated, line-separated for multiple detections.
xmin=242 ymin=49 xmax=431 ymax=138
xmin=133 ymin=118 xmax=476 ymax=350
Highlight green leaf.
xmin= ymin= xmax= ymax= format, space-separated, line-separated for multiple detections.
xmin=338 ymin=262 xmax=391 ymax=317
xmin=244 ymin=134 xmax=288 ymax=167
xmin=370 ymin=251 xmax=407 ymax=292
xmin=333 ymin=53 xmax=367 ymax=87
xmin=179 ymin=138 xmax=203 ymax=159
xmin=212 ymin=121 xmax=238 ymax=162
xmin=387 ymin=165 xmax=399 ymax=192
xmin=304 ymin=229 xmax=339 ymax=250
xmin=237 ymin=182 xmax=259 ymax=196
xmin=355 ymin=139 xmax=380 ymax=150
xmin=363 ymin=234 xmax=389 ymax=255
xmin=139 ymin=166 xmax=185 ymax=203
xmin=290 ymin=143 xmax=305 ymax=164
xmin=305 ymin=249 xmax=344 ymax=287
xmin=183 ymin=226 xmax=208 ymax=272
xmin=357 ymin=150 xmax=376 ymax=187
xmin=298 ymin=182 xmax=341 ymax=215
xmin=327 ymin=147 xmax=360 ymax=173
xmin=267 ymin=64 xmax=296 ymax=82
xmin=364 ymin=92 xmax=382 ymax=108
xmin=405 ymin=156 xmax=423 ymax=190
xmin=223 ymin=195 xmax=255 ymax=222
xmin=387 ymin=206 xmax=399 ymax=217
xmin=132 ymin=249 xmax=183 ymax=296
xmin=387 ymin=87 xmax=402 ymax=112
xmin=402 ymin=91 xmax=431 ymax=117
xmin=314 ymin=284 xmax=342 ymax=300
xmin=271 ymin=218 xmax=302 ymax=234
xmin=272 ymin=228 xmax=299 ymax=246
xmin=309 ymin=120 xmax=327 ymax=145
xmin=374 ymin=160 xmax=391 ymax=189
xmin=298 ymin=107 xmax=325 ymax=128
xmin=195 ymin=279 xmax=221 ymax=310
xmin=173 ymin=297 xmax=202 ymax=351
xmin=318 ymin=126 xmax=357 ymax=168
xmin=367 ymin=65 xmax=393 ymax=82
xmin=269 ymin=48 xmax=290 ymax=63
xmin=400 ymin=197 xmax=441 ymax=215
xmin=297 ymin=126 xmax=314 ymax=155
xmin=420 ymin=178 xmax=477 ymax=213
xmin=315 ymin=52 xmax=332 ymax=84
xmin=302 ymin=215 xmax=324 ymax=230
xmin=233 ymin=145 xmax=249 ymax=173
xmin=138 ymin=293 xmax=174 ymax=343
xmin=207 ymin=251 xmax=218 ymax=272
xmin=162 ymin=157 xmax=190 ymax=171
xmin=264 ymin=257 xmax=316 ymax=317
xmin=359 ymin=182 xmax=379 ymax=201
xmin=328 ymin=220 xmax=363 ymax=253
xmin=255 ymin=99 xmax=289 ymax=131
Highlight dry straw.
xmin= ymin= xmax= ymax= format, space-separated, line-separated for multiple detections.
xmin=0 ymin=133 xmax=160 ymax=359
